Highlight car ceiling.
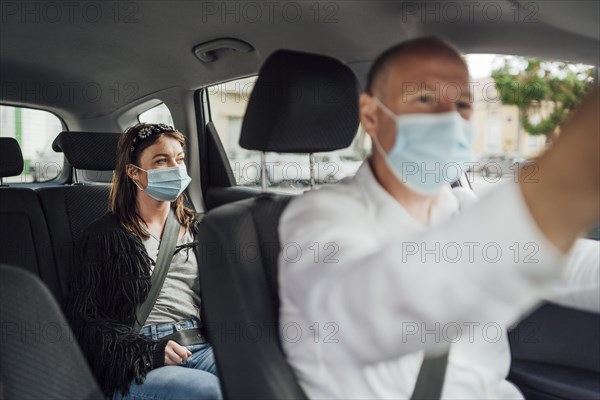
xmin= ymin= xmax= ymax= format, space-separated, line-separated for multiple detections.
xmin=1 ymin=0 xmax=598 ymax=121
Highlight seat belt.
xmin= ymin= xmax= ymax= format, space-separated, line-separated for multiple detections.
xmin=409 ymin=183 xmax=460 ymax=399
xmin=134 ymin=210 xmax=180 ymax=331
xmin=410 ymin=351 xmax=450 ymax=400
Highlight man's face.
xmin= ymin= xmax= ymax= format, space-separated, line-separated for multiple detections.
xmin=362 ymin=53 xmax=473 ymax=153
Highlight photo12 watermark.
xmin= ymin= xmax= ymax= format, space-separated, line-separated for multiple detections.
xmin=401 ymin=241 xmax=540 ymax=264
xmin=400 ymin=1 xmax=540 ymax=24
xmin=198 ymin=240 xmax=340 ymax=265
xmin=399 ymin=80 xmax=550 ymax=105
xmin=1 ymin=321 xmax=77 ymax=345
xmin=0 ymin=1 xmax=140 ymax=24
xmin=402 ymin=321 xmax=504 ymax=344
xmin=202 ymin=321 xmax=340 ymax=344
xmin=197 ymin=1 xmax=340 ymax=24
xmin=1 ymin=81 xmax=140 ymax=106
xmin=387 ymin=161 xmax=539 ymax=186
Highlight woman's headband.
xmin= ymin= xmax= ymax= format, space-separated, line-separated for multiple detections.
xmin=130 ymin=123 xmax=176 ymax=153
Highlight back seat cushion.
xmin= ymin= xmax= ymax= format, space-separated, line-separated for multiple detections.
xmin=0 ymin=188 xmax=62 ymax=302
xmin=37 ymin=185 xmax=111 ymax=300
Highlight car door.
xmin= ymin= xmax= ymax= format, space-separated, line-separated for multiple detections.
xmin=508 ymin=227 xmax=600 ymax=399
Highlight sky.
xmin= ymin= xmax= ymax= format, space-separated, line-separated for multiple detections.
xmin=466 ymin=54 xmax=498 ymax=79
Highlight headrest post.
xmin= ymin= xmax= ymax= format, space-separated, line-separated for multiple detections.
xmin=260 ymin=152 xmax=268 ymax=193
xmin=0 ymin=177 xmax=4 ymax=186
xmin=309 ymin=153 xmax=316 ymax=190
xmin=72 ymin=168 xmax=80 ymax=185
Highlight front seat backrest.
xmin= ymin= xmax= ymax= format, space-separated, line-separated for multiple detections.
xmin=197 ymin=49 xmax=359 ymax=399
xmin=0 ymin=263 xmax=103 ymax=399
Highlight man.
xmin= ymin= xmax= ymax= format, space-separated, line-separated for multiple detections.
xmin=278 ymin=38 xmax=599 ymax=399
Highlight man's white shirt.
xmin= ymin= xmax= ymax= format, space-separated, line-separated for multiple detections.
xmin=278 ymin=162 xmax=599 ymax=399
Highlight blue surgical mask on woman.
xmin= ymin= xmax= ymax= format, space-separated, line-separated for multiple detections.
xmin=132 ymin=164 xmax=192 ymax=202
xmin=372 ymin=97 xmax=476 ymax=195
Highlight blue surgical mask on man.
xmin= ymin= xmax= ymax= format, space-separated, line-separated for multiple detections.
xmin=132 ymin=164 xmax=192 ymax=202
xmin=371 ymin=97 xmax=476 ymax=195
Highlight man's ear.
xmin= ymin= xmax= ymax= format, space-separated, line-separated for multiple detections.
xmin=359 ymin=93 xmax=379 ymax=140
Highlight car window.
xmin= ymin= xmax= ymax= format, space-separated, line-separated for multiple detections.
xmin=138 ymin=103 xmax=174 ymax=126
xmin=207 ymin=57 xmax=593 ymax=195
xmin=207 ymin=77 xmax=368 ymax=194
xmin=465 ymin=54 xmax=594 ymax=195
xmin=0 ymin=105 xmax=64 ymax=183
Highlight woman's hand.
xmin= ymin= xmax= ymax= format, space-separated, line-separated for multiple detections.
xmin=164 ymin=340 xmax=192 ymax=365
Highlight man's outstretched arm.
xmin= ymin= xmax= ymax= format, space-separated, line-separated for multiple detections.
xmin=279 ymin=87 xmax=599 ymax=364
xmin=520 ymin=86 xmax=600 ymax=252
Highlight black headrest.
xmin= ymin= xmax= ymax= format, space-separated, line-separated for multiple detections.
xmin=52 ymin=131 xmax=120 ymax=170
xmin=0 ymin=137 xmax=24 ymax=178
xmin=240 ymin=50 xmax=360 ymax=153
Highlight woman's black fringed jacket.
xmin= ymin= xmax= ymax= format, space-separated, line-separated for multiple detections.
xmin=64 ymin=212 xmax=201 ymax=398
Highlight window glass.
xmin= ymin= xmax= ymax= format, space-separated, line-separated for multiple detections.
xmin=466 ymin=54 xmax=594 ymax=195
xmin=138 ymin=103 xmax=174 ymax=126
xmin=207 ymin=77 xmax=368 ymax=193
xmin=0 ymin=105 xmax=64 ymax=183
xmin=206 ymin=57 xmax=594 ymax=195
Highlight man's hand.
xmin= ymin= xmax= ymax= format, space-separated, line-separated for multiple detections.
xmin=520 ymin=85 xmax=600 ymax=252
xmin=164 ymin=340 xmax=192 ymax=365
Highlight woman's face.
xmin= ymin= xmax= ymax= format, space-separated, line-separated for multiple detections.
xmin=128 ymin=135 xmax=185 ymax=190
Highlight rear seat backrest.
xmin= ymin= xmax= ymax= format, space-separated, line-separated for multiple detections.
xmin=0 ymin=137 xmax=63 ymax=302
xmin=37 ymin=185 xmax=112 ymax=299
xmin=36 ymin=131 xmax=120 ymax=303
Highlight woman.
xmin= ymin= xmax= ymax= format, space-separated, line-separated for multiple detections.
xmin=65 ymin=123 xmax=221 ymax=399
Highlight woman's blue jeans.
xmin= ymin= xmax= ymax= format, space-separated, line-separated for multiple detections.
xmin=113 ymin=319 xmax=222 ymax=400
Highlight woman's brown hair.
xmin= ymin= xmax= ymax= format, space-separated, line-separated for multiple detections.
xmin=110 ymin=123 xmax=196 ymax=240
